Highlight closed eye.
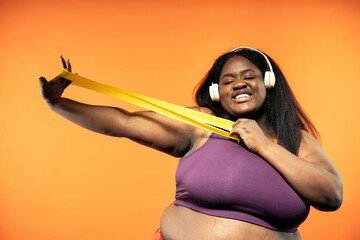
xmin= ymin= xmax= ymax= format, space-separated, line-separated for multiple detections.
xmin=223 ymin=80 xmax=233 ymax=85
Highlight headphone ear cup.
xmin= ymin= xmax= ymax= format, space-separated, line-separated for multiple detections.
xmin=209 ymin=83 xmax=220 ymax=101
xmin=264 ymin=71 xmax=276 ymax=89
xmin=264 ymin=71 xmax=270 ymax=88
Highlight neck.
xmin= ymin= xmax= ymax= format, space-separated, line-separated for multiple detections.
xmin=255 ymin=113 xmax=276 ymax=141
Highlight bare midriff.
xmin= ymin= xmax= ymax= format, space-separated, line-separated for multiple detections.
xmin=160 ymin=203 xmax=301 ymax=240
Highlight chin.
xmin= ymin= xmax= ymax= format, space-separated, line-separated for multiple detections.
xmin=230 ymin=109 xmax=262 ymax=120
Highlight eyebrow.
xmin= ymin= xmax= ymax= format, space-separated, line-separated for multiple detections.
xmin=221 ymin=69 xmax=256 ymax=79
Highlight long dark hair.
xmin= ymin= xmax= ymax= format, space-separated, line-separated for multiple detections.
xmin=194 ymin=48 xmax=319 ymax=155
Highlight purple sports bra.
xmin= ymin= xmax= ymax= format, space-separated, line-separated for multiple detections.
xmin=174 ymin=133 xmax=309 ymax=233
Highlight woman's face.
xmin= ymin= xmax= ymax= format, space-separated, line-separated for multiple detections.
xmin=219 ymin=55 xmax=267 ymax=119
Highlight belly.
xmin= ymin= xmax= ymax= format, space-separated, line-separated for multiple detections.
xmin=160 ymin=204 xmax=301 ymax=240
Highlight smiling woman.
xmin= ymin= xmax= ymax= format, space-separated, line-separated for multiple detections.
xmin=195 ymin=48 xmax=319 ymax=155
xmin=218 ymin=56 xmax=267 ymax=120
xmin=39 ymin=47 xmax=343 ymax=240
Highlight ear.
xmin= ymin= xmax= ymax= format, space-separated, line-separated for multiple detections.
xmin=209 ymin=83 xmax=220 ymax=101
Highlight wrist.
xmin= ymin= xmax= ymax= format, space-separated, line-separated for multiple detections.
xmin=44 ymin=97 xmax=62 ymax=110
xmin=256 ymin=138 xmax=276 ymax=155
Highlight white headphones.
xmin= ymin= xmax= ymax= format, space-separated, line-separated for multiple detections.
xmin=209 ymin=47 xmax=276 ymax=102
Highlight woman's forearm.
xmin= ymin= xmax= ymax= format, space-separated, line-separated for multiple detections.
xmin=257 ymin=141 xmax=343 ymax=211
xmin=48 ymin=97 xmax=130 ymax=137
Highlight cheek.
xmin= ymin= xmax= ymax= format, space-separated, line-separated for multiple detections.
xmin=259 ymin=83 xmax=266 ymax=94
xmin=258 ymin=87 xmax=267 ymax=104
xmin=219 ymin=86 xmax=230 ymax=99
xmin=219 ymin=88 xmax=231 ymax=110
xmin=253 ymin=81 xmax=267 ymax=102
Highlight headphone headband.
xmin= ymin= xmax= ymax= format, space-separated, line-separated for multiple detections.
xmin=230 ymin=46 xmax=274 ymax=73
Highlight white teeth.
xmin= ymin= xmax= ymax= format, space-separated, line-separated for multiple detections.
xmin=235 ymin=94 xmax=250 ymax=99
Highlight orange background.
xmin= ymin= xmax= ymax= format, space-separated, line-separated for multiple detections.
xmin=1 ymin=0 xmax=359 ymax=239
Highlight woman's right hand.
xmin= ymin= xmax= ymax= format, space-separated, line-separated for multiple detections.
xmin=39 ymin=55 xmax=72 ymax=105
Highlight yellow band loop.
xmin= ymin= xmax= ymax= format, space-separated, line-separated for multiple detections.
xmin=59 ymin=69 xmax=238 ymax=140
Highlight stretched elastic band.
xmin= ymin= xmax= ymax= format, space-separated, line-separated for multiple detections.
xmin=59 ymin=69 xmax=238 ymax=140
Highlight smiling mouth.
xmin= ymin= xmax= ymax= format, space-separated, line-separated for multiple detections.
xmin=233 ymin=93 xmax=252 ymax=103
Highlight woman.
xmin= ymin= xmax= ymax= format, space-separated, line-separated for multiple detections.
xmin=39 ymin=47 xmax=343 ymax=240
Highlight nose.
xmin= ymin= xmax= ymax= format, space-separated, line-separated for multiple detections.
xmin=232 ymin=78 xmax=247 ymax=90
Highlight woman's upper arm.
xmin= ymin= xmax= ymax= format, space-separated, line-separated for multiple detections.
xmin=297 ymin=131 xmax=339 ymax=175
xmin=110 ymin=107 xmax=202 ymax=157
xmin=298 ymin=130 xmax=343 ymax=209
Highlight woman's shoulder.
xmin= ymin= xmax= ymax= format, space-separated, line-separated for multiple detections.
xmin=298 ymin=130 xmax=327 ymax=163
xmin=179 ymin=106 xmax=214 ymax=157
xmin=300 ymin=130 xmax=320 ymax=148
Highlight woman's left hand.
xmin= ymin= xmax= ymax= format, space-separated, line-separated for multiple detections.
xmin=230 ymin=119 xmax=271 ymax=152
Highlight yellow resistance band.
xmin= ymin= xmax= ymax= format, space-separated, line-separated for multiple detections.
xmin=59 ymin=69 xmax=238 ymax=140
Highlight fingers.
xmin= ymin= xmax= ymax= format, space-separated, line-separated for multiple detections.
xmin=67 ymin=59 xmax=72 ymax=72
xmin=58 ymin=77 xmax=72 ymax=89
xmin=230 ymin=118 xmax=253 ymax=139
xmin=64 ymin=79 xmax=72 ymax=88
xmin=233 ymin=118 xmax=250 ymax=124
xmin=60 ymin=55 xmax=67 ymax=69
xmin=58 ymin=55 xmax=73 ymax=88
xmin=60 ymin=55 xmax=72 ymax=72
xmin=231 ymin=119 xmax=249 ymax=132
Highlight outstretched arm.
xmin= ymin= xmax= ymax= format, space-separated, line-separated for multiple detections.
xmin=39 ymin=56 xmax=196 ymax=157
